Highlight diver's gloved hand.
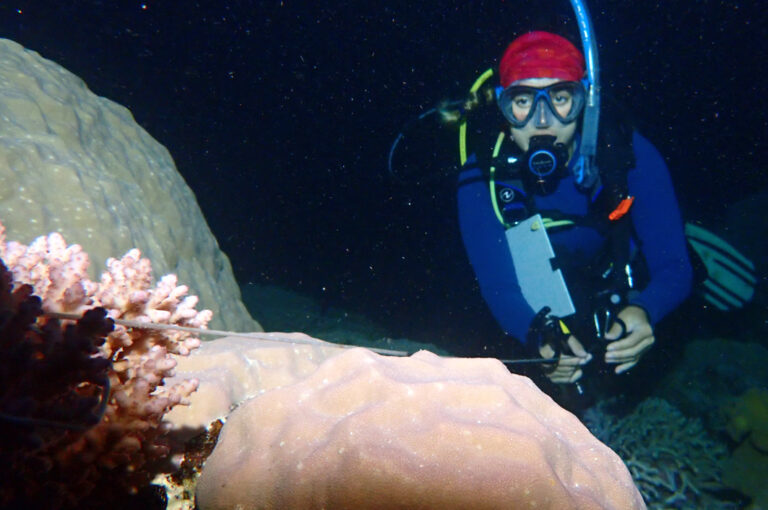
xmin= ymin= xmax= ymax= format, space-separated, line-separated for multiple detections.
xmin=538 ymin=335 xmax=592 ymax=384
xmin=604 ymin=305 xmax=655 ymax=374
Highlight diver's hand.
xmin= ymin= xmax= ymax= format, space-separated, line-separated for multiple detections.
xmin=604 ymin=305 xmax=654 ymax=374
xmin=538 ymin=335 xmax=592 ymax=384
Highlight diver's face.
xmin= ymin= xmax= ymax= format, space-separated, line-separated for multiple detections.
xmin=508 ymin=78 xmax=578 ymax=152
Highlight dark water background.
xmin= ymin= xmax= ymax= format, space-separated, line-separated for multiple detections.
xmin=1 ymin=0 xmax=766 ymax=358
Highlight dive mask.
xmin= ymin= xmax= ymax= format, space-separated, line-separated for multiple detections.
xmin=496 ymin=81 xmax=586 ymax=128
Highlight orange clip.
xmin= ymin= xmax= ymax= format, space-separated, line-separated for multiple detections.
xmin=608 ymin=196 xmax=635 ymax=221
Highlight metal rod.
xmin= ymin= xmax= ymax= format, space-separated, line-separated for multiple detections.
xmin=45 ymin=311 xmax=409 ymax=357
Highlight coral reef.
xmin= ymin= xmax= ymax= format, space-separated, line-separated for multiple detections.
xmin=721 ymin=440 xmax=768 ymax=510
xmin=583 ymin=398 xmax=737 ymax=509
xmin=723 ymin=387 xmax=768 ymax=452
xmin=656 ymin=339 xmax=768 ymax=426
xmin=719 ymin=388 xmax=768 ymax=509
xmin=196 ymin=347 xmax=645 ymax=510
xmin=650 ymin=339 xmax=768 ymax=508
xmin=0 ymin=222 xmax=211 ymax=508
xmin=164 ymin=335 xmax=345 ymax=435
xmin=0 ymin=38 xmax=256 ymax=332
xmin=0 ymin=262 xmax=114 ymax=508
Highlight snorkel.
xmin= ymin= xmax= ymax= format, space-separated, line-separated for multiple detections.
xmin=569 ymin=0 xmax=601 ymax=190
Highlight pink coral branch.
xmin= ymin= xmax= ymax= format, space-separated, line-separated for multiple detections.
xmin=0 ymin=220 xmax=211 ymax=498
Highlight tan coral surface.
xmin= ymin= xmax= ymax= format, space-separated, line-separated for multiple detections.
xmin=164 ymin=334 xmax=346 ymax=437
xmin=0 ymin=38 xmax=256 ymax=331
xmin=195 ymin=347 xmax=646 ymax=510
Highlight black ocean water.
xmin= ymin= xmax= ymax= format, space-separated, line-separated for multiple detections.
xmin=1 ymin=0 xmax=765 ymax=361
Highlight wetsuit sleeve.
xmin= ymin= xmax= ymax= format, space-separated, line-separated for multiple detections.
xmin=457 ymin=155 xmax=536 ymax=344
xmin=627 ymin=133 xmax=693 ymax=324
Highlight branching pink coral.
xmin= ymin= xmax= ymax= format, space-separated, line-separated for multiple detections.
xmin=0 ymin=221 xmax=212 ymax=505
xmin=0 ymin=229 xmax=96 ymax=315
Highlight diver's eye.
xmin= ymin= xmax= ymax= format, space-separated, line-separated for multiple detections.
xmin=551 ymin=91 xmax=573 ymax=105
xmin=512 ymin=94 xmax=533 ymax=108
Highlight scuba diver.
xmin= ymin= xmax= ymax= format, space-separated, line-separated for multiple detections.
xmin=389 ymin=1 xmax=756 ymax=388
xmin=457 ymin=30 xmax=692 ymax=384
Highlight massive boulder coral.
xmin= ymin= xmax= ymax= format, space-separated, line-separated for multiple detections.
xmin=164 ymin=334 xmax=346 ymax=436
xmin=0 ymin=37 xmax=256 ymax=332
xmin=196 ymin=347 xmax=646 ymax=510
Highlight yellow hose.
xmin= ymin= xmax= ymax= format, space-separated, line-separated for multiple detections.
xmin=459 ymin=68 xmax=495 ymax=166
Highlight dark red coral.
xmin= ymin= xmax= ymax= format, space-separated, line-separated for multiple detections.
xmin=0 ymin=225 xmax=208 ymax=509
xmin=0 ymin=260 xmax=115 ymax=509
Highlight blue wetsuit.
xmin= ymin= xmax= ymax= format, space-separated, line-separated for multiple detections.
xmin=457 ymin=132 xmax=692 ymax=346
